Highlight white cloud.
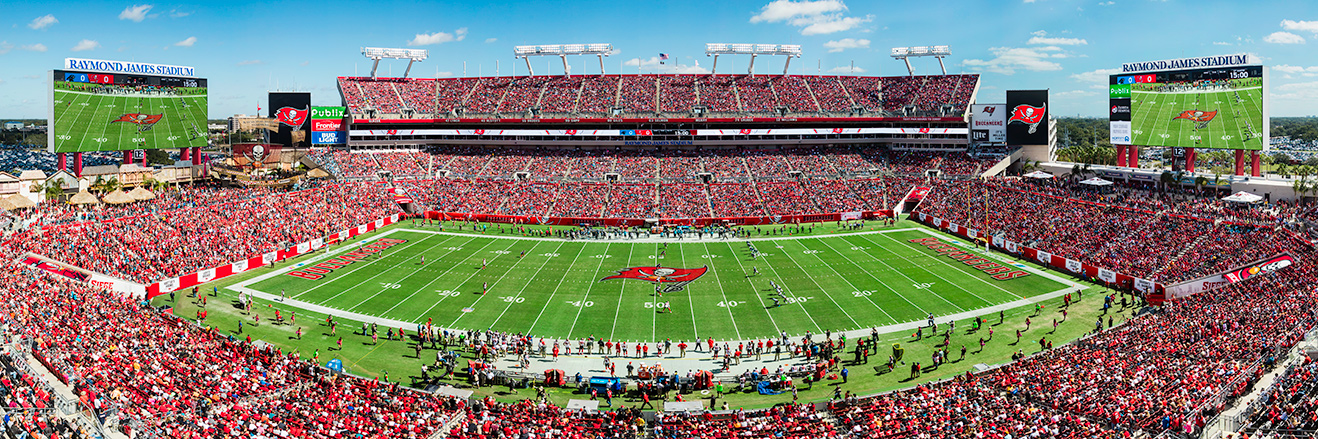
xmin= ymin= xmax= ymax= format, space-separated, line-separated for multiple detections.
xmin=169 ymin=9 xmax=191 ymax=18
xmin=119 ymin=5 xmax=153 ymax=22
xmin=174 ymin=36 xmax=196 ymax=47
xmin=437 ymin=71 xmax=454 ymax=77
xmin=1027 ymin=36 xmax=1087 ymax=45
xmin=1272 ymin=64 xmax=1318 ymax=78
xmin=1054 ymin=90 xmax=1096 ymax=97
xmin=749 ymin=0 xmax=872 ymax=35
xmin=1031 ymin=30 xmax=1048 ymax=37
xmin=408 ymin=28 xmax=467 ymax=46
xmin=1281 ymin=19 xmax=1318 ymax=34
xmin=484 ymin=37 xmax=497 ymax=44
xmin=300 ymin=60 xmax=310 ymax=66
xmin=1212 ymin=41 xmax=1233 ymax=46
xmin=1264 ymin=31 xmax=1305 ymax=44
xmin=828 ymin=66 xmax=866 ymax=73
xmin=20 ymin=44 xmax=47 ymax=52
xmin=963 ymin=46 xmax=1066 ymax=75
xmin=0 ymin=42 xmax=12 ymax=55
xmin=624 ymin=56 xmax=709 ymax=74
xmin=71 ymin=39 xmax=100 ymax=52
xmin=823 ymin=38 xmax=869 ymax=52
xmin=1273 ymin=81 xmax=1318 ymax=101
xmin=236 ymin=59 xmax=263 ymax=66
xmin=1070 ymin=68 xmax=1120 ymax=87
xmin=1098 ymin=1 xmax=1115 ymax=5
xmin=28 ymin=14 xmax=58 ymax=30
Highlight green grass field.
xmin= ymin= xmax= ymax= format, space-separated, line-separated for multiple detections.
xmin=158 ymin=220 xmax=1119 ymax=409
xmin=1131 ymin=84 xmax=1264 ymax=150
xmin=230 ymin=225 xmax=1072 ymax=342
xmin=50 ymin=82 xmax=208 ymax=153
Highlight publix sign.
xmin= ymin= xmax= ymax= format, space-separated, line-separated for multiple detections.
xmin=311 ymin=106 xmax=346 ymax=119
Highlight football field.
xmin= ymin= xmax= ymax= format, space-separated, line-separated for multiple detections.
xmin=1130 ymin=85 xmax=1264 ymax=150
xmin=230 ymin=227 xmax=1076 ymax=342
xmin=50 ymin=85 xmax=208 ymax=153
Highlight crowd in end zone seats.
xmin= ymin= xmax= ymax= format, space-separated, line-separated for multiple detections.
xmin=1241 ymin=356 xmax=1318 ymax=435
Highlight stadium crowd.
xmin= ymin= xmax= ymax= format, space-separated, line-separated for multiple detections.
xmin=336 ymin=73 xmax=978 ymax=117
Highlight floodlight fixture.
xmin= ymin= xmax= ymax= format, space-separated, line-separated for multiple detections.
xmin=890 ymin=45 xmax=952 ymax=75
xmin=513 ymin=43 xmax=615 ymax=76
xmin=704 ymin=43 xmax=803 ymax=76
xmin=361 ymin=47 xmax=429 ymax=78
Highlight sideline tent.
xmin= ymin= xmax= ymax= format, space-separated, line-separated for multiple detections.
xmin=1023 ymin=171 xmax=1054 ymax=179
xmin=1222 ymin=191 xmax=1264 ymax=204
xmin=1079 ymin=177 xmax=1114 ymax=187
xmin=307 ymin=168 xmax=331 ymax=178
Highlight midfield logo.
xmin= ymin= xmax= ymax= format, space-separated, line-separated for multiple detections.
xmin=601 ymin=266 xmax=708 ymax=293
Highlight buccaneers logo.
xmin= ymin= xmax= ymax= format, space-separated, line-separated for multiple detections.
xmin=276 ymin=106 xmax=308 ymax=128
xmin=1008 ymin=103 xmax=1047 ymax=134
xmin=111 ymin=113 xmax=164 ymax=132
xmin=601 ymin=266 xmax=708 ymax=293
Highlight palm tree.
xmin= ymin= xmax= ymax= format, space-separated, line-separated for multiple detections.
xmin=1173 ymin=171 xmax=1185 ymax=196
xmin=106 ymin=177 xmax=121 ymax=193
xmin=1194 ymin=175 xmax=1208 ymax=195
xmin=1295 ymin=177 xmax=1310 ymax=206
xmin=1159 ymin=171 xmax=1175 ymax=192
xmin=90 ymin=176 xmax=106 ymax=194
xmin=42 ymin=179 xmax=63 ymax=202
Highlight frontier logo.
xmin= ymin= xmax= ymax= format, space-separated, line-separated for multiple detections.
xmin=287 ymin=238 xmax=408 ymax=280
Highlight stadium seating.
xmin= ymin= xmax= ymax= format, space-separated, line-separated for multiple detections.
xmin=336 ymin=73 xmax=980 ymax=118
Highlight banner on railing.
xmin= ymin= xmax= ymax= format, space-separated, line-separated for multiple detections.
xmin=1164 ymin=252 xmax=1295 ymax=300
xmin=20 ymin=254 xmax=147 ymax=297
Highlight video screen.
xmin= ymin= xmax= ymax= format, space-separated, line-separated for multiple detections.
xmin=48 ymin=70 xmax=209 ymax=153
xmin=1110 ymin=66 xmax=1264 ymax=150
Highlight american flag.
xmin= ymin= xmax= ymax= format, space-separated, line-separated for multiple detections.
xmin=659 ymin=53 xmax=668 ymax=64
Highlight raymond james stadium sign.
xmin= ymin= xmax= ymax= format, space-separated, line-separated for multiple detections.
xmin=64 ymin=58 xmax=196 ymax=77
xmin=1121 ymin=54 xmax=1251 ymax=73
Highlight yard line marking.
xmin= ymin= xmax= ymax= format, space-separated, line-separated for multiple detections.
xmin=806 ymin=238 xmax=900 ymax=323
xmin=525 ymin=243 xmax=591 ymax=335
xmin=302 ymin=233 xmax=453 ymax=301
xmin=773 ymin=239 xmax=863 ymax=328
xmin=847 ymin=234 xmax=966 ymax=312
xmin=345 ymin=234 xmax=479 ymax=309
xmin=386 ymin=236 xmax=500 ymax=319
xmin=699 ymin=242 xmax=742 ymax=340
xmin=611 ymin=243 xmax=637 ymax=341
xmin=721 ymin=242 xmax=781 ymax=336
xmin=488 ymin=241 xmax=566 ymax=328
xmin=340 ymin=235 xmax=465 ymax=310
xmin=448 ymin=239 xmax=544 ymax=328
xmin=867 ymin=233 xmax=1014 ymax=303
xmin=564 ymin=243 xmax=612 ymax=339
xmin=677 ymin=244 xmax=700 ymax=340
xmin=749 ymin=242 xmax=823 ymax=335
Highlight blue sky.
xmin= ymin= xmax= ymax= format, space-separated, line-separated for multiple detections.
xmin=0 ymin=0 xmax=1316 ymax=118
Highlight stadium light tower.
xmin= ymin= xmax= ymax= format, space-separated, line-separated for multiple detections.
xmin=513 ymin=44 xmax=615 ymax=76
xmin=705 ymin=43 xmax=802 ymax=76
xmin=890 ymin=45 xmax=951 ymax=75
xmin=361 ymin=47 xmax=429 ymax=79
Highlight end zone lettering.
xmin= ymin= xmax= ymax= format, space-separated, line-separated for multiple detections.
xmin=287 ymin=238 xmax=408 ymax=280
xmin=909 ymin=237 xmax=1030 ymax=281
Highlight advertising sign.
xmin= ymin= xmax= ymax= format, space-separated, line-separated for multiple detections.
xmin=971 ymin=104 xmax=1006 ymax=143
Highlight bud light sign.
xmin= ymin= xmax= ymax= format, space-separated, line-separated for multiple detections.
xmin=312 ymin=131 xmax=344 ymax=145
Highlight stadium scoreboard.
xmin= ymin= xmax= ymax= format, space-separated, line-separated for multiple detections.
xmin=48 ymin=58 xmax=209 ymax=153
xmin=1109 ymin=54 xmax=1266 ymax=151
